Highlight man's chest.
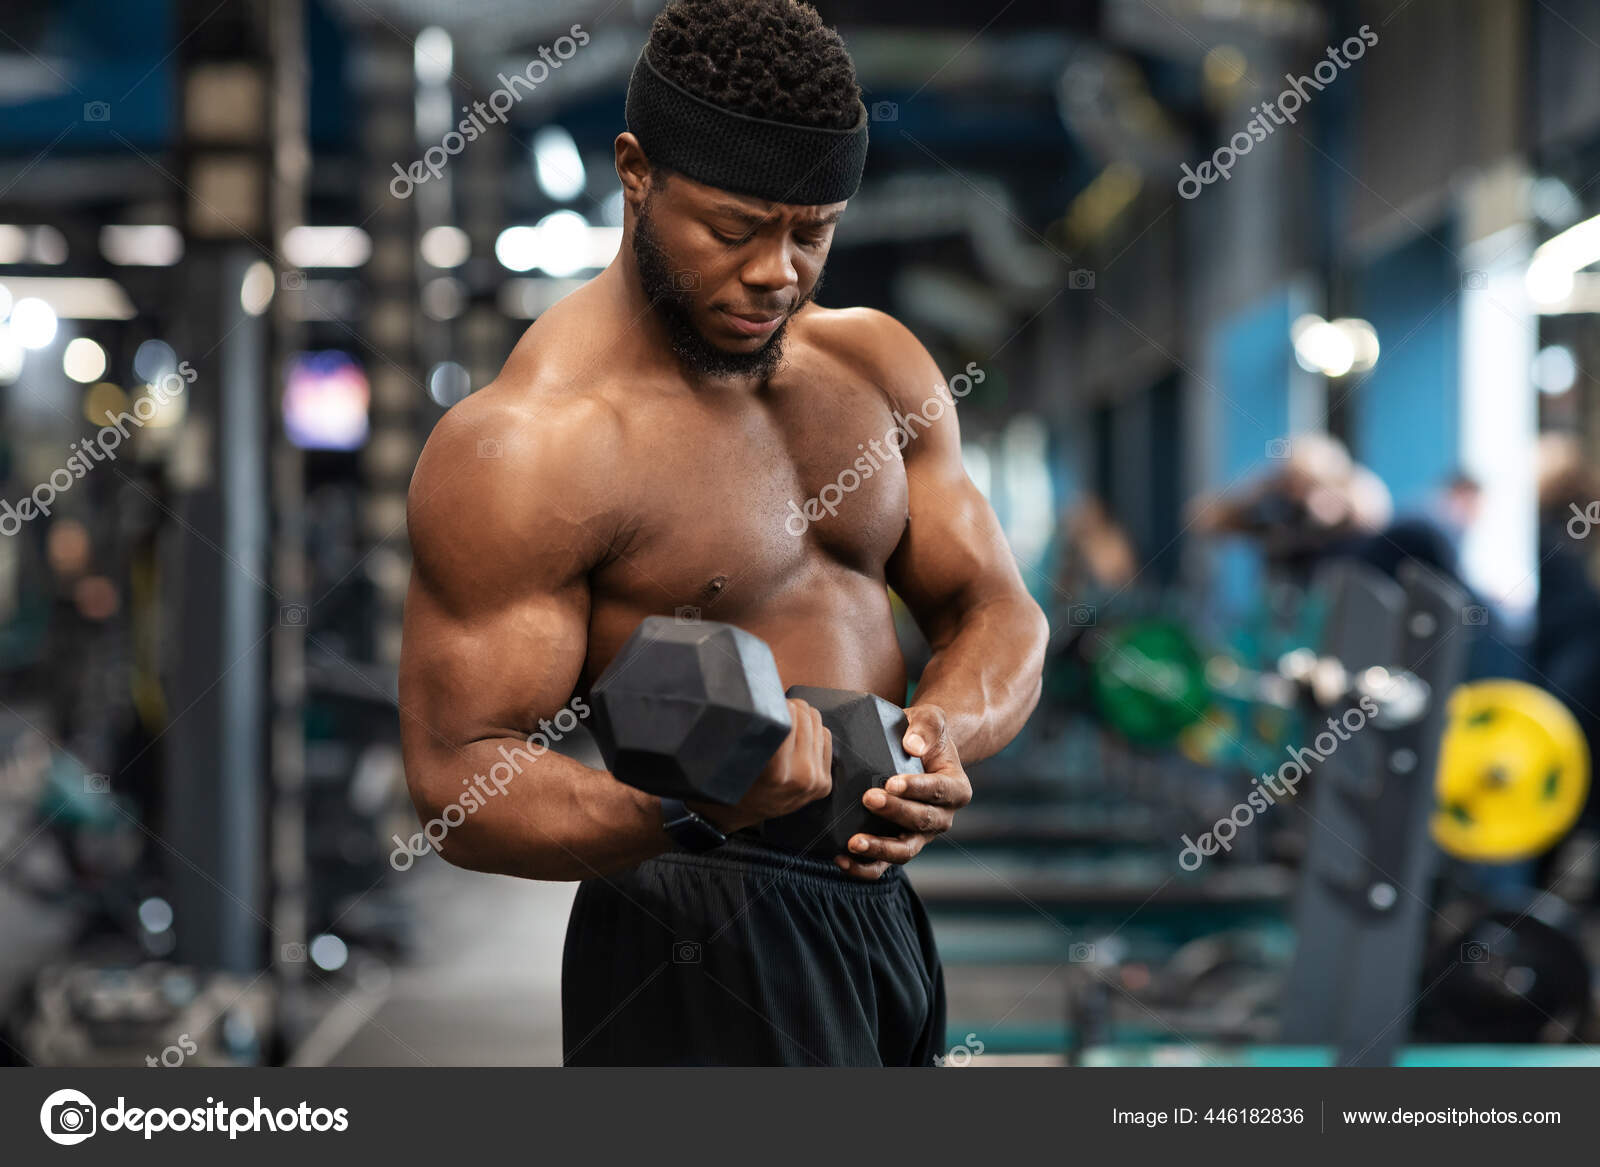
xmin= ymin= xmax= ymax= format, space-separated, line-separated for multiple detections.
xmin=599 ymin=376 xmax=912 ymax=604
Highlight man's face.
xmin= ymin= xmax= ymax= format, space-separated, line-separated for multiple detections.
xmin=632 ymin=170 xmax=845 ymax=378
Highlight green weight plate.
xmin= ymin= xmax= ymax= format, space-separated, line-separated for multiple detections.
xmin=1089 ymin=619 xmax=1210 ymax=746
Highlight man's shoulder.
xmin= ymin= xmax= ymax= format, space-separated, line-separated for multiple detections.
xmin=793 ymin=304 xmax=921 ymax=364
xmin=418 ymin=375 xmax=625 ymax=479
xmin=792 ymin=304 xmax=943 ymax=407
xmin=406 ymin=371 xmax=629 ymax=570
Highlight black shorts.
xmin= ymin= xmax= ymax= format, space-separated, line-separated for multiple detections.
xmin=561 ymin=834 xmax=946 ymax=1066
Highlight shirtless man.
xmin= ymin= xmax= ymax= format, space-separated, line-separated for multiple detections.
xmin=399 ymin=0 xmax=1048 ymax=1066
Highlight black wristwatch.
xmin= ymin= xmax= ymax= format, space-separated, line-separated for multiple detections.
xmin=660 ymin=798 xmax=728 ymax=853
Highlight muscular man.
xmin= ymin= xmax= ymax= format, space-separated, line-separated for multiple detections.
xmin=400 ymin=0 xmax=1047 ymax=1066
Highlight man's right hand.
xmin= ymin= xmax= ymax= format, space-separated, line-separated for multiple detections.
xmin=688 ymin=698 xmax=832 ymax=832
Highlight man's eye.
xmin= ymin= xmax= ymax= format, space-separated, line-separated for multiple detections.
xmin=797 ymin=234 xmax=826 ymax=248
xmin=712 ymin=229 xmax=744 ymax=245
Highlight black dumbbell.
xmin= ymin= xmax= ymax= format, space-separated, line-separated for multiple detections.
xmin=588 ymin=616 xmax=921 ymax=858
xmin=758 ymin=685 xmax=915 ymax=858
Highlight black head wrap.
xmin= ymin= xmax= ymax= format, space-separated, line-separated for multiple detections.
xmin=625 ymin=48 xmax=868 ymax=206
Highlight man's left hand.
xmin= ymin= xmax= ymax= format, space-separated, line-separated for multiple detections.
xmin=835 ymin=704 xmax=971 ymax=881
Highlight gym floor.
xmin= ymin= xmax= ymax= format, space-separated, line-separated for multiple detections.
xmin=304 ymin=864 xmax=574 ymax=1067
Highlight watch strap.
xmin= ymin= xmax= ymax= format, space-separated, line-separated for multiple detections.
xmin=660 ymin=797 xmax=728 ymax=853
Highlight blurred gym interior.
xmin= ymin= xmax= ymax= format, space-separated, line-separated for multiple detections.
xmin=6 ymin=0 xmax=1600 ymax=1068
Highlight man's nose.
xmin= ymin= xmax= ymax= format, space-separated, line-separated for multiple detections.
xmin=739 ymin=238 xmax=798 ymax=293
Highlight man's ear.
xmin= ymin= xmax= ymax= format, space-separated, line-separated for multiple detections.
xmin=614 ymin=133 xmax=655 ymax=211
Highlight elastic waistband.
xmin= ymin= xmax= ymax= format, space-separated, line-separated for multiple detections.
xmin=641 ymin=834 xmax=907 ymax=894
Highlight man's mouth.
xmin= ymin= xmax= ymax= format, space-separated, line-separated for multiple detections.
xmin=718 ymin=307 xmax=786 ymax=337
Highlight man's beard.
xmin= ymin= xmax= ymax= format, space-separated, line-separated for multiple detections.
xmin=632 ymin=197 xmax=822 ymax=380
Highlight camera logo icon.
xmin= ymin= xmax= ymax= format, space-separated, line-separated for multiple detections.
xmin=1266 ymin=437 xmax=1292 ymax=459
xmin=477 ymin=438 xmax=504 ymax=459
xmin=670 ymin=270 xmax=700 ymax=291
xmin=1462 ymin=605 xmax=1488 ymax=626
xmin=83 ymin=773 xmax=111 ymax=795
xmin=83 ymin=102 xmax=111 ymax=122
xmin=871 ymin=101 xmax=898 ymax=122
xmin=1068 ymin=268 xmax=1096 ymax=290
xmin=674 ymin=606 xmax=701 ymax=625
xmin=1067 ymin=604 xmax=1097 ymax=627
xmin=1461 ymin=269 xmax=1487 ymax=291
xmin=1461 ymin=941 xmax=1489 ymax=963
xmin=1069 ymin=942 xmax=1096 ymax=963
xmin=673 ymin=939 xmax=701 ymax=963
xmin=40 ymin=1088 xmax=97 ymax=1145
xmin=281 ymin=941 xmax=307 ymax=962
xmin=280 ymin=269 xmax=306 ymax=291
xmin=280 ymin=604 xmax=308 ymax=627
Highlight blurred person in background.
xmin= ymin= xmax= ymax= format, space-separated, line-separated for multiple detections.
xmin=1038 ymin=495 xmax=1141 ymax=725
xmin=1188 ymin=432 xmax=1392 ymax=582
xmin=1054 ymin=495 xmax=1139 ymax=602
xmin=1189 ymin=434 xmax=1521 ymax=677
xmin=1533 ymin=432 xmax=1600 ymax=828
xmin=1430 ymin=471 xmax=1484 ymax=562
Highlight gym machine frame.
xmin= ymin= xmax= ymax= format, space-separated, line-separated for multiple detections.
xmin=1279 ymin=560 xmax=1470 ymax=1065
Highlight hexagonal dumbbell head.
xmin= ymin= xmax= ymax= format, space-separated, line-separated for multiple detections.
xmin=760 ymin=686 xmax=923 ymax=858
xmin=589 ymin=616 xmax=792 ymax=806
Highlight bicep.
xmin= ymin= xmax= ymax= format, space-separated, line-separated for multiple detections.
xmin=397 ymin=402 xmax=604 ymax=773
xmin=400 ymin=571 xmax=589 ymax=754
xmin=887 ymin=433 xmax=1026 ymax=647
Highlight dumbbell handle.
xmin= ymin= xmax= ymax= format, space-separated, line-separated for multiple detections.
xmin=758 ymin=684 xmax=922 ymax=858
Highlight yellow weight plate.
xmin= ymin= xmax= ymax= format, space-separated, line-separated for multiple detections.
xmin=1431 ymin=680 xmax=1590 ymax=863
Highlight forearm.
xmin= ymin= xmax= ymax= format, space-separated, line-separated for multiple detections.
xmin=910 ymin=595 xmax=1047 ymax=763
xmin=405 ymin=739 xmax=676 ymax=881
